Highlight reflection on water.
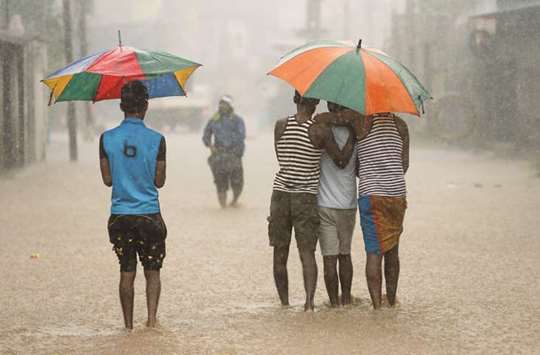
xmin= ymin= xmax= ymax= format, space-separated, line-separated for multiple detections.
xmin=1 ymin=134 xmax=539 ymax=354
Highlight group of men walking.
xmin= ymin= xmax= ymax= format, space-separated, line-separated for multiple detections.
xmin=99 ymin=81 xmax=409 ymax=328
xmin=268 ymin=91 xmax=409 ymax=311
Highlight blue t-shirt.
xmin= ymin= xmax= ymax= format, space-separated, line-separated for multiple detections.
xmin=101 ymin=117 xmax=164 ymax=215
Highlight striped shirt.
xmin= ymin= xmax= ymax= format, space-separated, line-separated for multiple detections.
xmin=273 ymin=115 xmax=322 ymax=195
xmin=357 ymin=115 xmax=406 ymax=197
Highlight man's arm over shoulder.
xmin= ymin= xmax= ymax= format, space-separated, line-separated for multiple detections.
xmin=395 ymin=117 xmax=410 ymax=174
xmin=341 ymin=110 xmax=370 ymax=140
xmin=99 ymin=134 xmax=112 ymax=187
xmin=308 ymin=119 xmax=329 ymax=149
xmin=338 ymin=128 xmax=356 ymax=169
xmin=155 ymin=136 xmax=166 ymax=188
xmin=310 ymin=123 xmax=353 ymax=169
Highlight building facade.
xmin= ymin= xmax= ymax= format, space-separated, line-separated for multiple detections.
xmin=0 ymin=30 xmax=48 ymax=171
xmin=386 ymin=0 xmax=540 ymax=146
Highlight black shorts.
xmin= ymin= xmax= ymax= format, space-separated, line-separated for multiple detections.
xmin=107 ymin=213 xmax=167 ymax=272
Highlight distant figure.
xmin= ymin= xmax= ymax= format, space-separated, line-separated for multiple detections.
xmin=99 ymin=81 xmax=167 ymax=329
xmin=268 ymin=91 xmax=349 ymax=311
xmin=315 ymin=102 xmax=357 ymax=307
xmin=202 ymin=95 xmax=246 ymax=208
xmin=351 ymin=112 xmax=409 ymax=309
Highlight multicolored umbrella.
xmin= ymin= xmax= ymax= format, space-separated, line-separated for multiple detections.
xmin=268 ymin=40 xmax=432 ymax=116
xmin=42 ymin=46 xmax=201 ymax=104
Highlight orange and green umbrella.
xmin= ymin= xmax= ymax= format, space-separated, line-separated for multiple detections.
xmin=268 ymin=40 xmax=432 ymax=116
xmin=42 ymin=46 xmax=201 ymax=104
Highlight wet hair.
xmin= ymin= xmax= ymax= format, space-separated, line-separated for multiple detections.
xmin=293 ymin=90 xmax=320 ymax=106
xmin=120 ymin=80 xmax=149 ymax=114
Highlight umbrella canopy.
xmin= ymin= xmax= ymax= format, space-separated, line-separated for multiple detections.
xmin=268 ymin=40 xmax=432 ymax=116
xmin=42 ymin=46 xmax=201 ymax=104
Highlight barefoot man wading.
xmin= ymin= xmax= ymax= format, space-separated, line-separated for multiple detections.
xmin=315 ymin=102 xmax=357 ymax=307
xmin=268 ymin=91 xmax=350 ymax=311
xmin=99 ymin=81 xmax=167 ymax=329
xmin=352 ymin=112 xmax=409 ymax=309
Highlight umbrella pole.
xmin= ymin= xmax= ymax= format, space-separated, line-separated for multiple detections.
xmin=118 ymin=30 xmax=122 ymax=47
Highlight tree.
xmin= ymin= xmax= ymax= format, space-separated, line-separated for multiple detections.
xmin=63 ymin=0 xmax=77 ymax=161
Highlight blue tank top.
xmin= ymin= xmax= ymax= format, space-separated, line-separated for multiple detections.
xmin=102 ymin=117 xmax=163 ymax=215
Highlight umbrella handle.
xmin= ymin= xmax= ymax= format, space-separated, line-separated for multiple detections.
xmin=118 ymin=30 xmax=122 ymax=47
xmin=356 ymin=39 xmax=362 ymax=53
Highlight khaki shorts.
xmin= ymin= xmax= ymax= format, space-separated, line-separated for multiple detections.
xmin=267 ymin=190 xmax=319 ymax=251
xmin=318 ymin=207 xmax=356 ymax=256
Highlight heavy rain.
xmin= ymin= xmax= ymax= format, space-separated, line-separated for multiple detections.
xmin=1 ymin=0 xmax=539 ymax=354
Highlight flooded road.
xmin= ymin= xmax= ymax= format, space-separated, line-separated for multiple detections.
xmin=1 ymin=132 xmax=539 ymax=354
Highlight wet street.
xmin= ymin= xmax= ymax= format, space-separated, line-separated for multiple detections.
xmin=1 ymin=132 xmax=539 ymax=354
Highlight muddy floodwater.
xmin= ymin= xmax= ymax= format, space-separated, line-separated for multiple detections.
xmin=1 ymin=132 xmax=539 ymax=354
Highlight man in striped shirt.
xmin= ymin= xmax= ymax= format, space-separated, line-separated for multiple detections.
xmin=342 ymin=111 xmax=410 ymax=309
xmin=268 ymin=91 xmax=350 ymax=311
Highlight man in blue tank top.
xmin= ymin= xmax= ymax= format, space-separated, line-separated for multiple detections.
xmin=99 ymin=81 xmax=167 ymax=329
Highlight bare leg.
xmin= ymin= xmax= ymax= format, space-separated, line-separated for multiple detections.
xmin=384 ymin=245 xmax=400 ymax=306
xmin=273 ymin=246 xmax=290 ymax=306
xmin=231 ymin=187 xmax=242 ymax=207
xmin=217 ymin=192 xmax=227 ymax=208
xmin=119 ymin=271 xmax=136 ymax=329
xmin=144 ymin=270 xmax=161 ymax=327
xmin=299 ymin=249 xmax=318 ymax=311
xmin=323 ymin=255 xmax=339 ymax=307
xmin=338 ymin=254 xmax=353 ymax=305
xmin=230 ymin=167 xmax=243 ymax=207
xmin=366 ymin=254 xmax=383 ymax=309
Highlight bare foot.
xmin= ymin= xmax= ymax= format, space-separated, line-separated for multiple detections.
xmin=341 ymin=294 xmax=352 ymax=306
xmin=304 ymin=302 xmax=315 ymax=312
xmin=146 ymin=319 xmax=159 ymax=328
xmin=381 ymin=294 xmax=399 ymax=308
xmin=323 ymin=301 xmax=340 ymax=308
xmin=122 ymin=327 xmax=134 ymax=335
